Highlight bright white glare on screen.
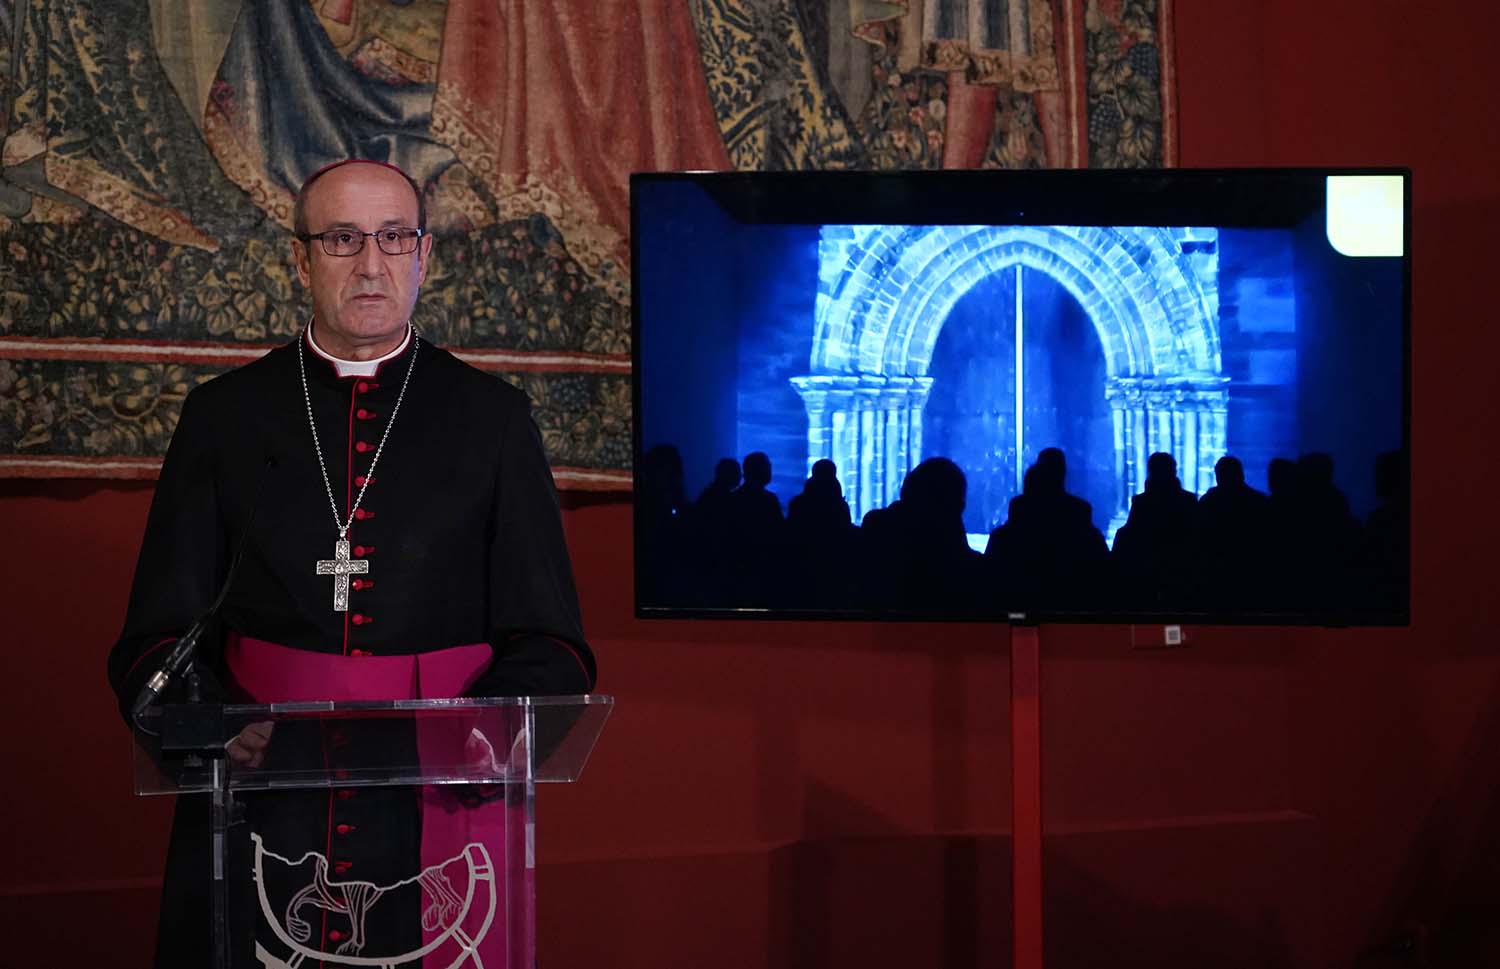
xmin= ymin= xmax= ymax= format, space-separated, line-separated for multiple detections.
xmin=1326 ymin=174 xmax=1405 ymax=257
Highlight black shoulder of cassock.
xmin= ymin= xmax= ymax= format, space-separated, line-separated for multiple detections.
xmin=105 ymin=368 xmax=245 ymax=724
xmin=444 ymin=353 xmax=598 ymax=698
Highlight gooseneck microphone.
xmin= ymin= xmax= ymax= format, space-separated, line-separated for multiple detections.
xmin=130 ymin=453 xmax=276 ymax=726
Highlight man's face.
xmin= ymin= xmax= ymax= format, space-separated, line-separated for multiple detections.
xmin=292 ymin=163 xmax=433 ymax=358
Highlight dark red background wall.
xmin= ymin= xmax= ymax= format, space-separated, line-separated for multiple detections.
xmin=3 ymin=2 xmax=1497 ymax=965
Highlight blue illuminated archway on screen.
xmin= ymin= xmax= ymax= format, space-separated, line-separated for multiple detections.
xmin=791 ymin=225 xmax=1229 ymax=532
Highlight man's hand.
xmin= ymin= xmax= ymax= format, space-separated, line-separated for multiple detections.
xmin=225 ymin=721 xmax=274 ymax=768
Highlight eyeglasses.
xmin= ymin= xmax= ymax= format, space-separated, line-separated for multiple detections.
xmin=301 ymin=227 xmax=424 ymax=257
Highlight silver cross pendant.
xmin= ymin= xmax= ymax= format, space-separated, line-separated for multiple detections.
xmin=315 ymin=538 xmax=370 ymax=612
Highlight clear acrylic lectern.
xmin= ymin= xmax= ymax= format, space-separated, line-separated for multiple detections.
xmin=133 ymin=695 xmax=612 ymax=968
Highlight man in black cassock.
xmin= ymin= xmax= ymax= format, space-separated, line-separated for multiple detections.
xmin=107 ymin=160 xmax=596 ymax=966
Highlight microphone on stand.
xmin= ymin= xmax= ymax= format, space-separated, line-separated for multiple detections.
xmin=131 ymin=453 xmax=276 ymax=727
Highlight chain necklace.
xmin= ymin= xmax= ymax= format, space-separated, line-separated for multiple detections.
xmin=298 ymin=324 xmax=419 ymax=611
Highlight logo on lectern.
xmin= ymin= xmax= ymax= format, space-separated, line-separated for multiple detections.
xmin=250 ymin=832 xmax=497 ymax=967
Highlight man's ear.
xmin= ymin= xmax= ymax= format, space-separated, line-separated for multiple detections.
xmin=416 ymin=231 xmax=434 ymax=286
xmin=292 ymin=238 xmax=312 ymax=289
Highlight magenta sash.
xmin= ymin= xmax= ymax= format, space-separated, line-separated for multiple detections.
xmin=225 ymin=634 xmax=522 ymax=968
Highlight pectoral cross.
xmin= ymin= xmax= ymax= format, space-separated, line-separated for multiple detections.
xmin=315 ymin=539 xmax=369 ymax=612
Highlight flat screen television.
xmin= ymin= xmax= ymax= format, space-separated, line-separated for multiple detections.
xmin=631 ymin=169 xmax=1410 ymax=625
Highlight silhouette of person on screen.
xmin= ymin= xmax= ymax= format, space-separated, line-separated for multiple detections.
xmin=696 ymin=457 xmax=741 ymax=517
xmin=1004 ymin=448 xmax=1095 ymax=530
xmin=689 ymin=457 xmax=743 ymax=603
xmin=861 ymin=457 xmax=983 ymax=611
xmin=985 ymin=448 xmax=1107 ymax=610
xmin=786 ymin=459 xmax=858 ymax=606
xmin=1287 ymin=452 xmax=1362 ymax=610
xmin=1112 ymin=452 xmax=1198 ymax=604
xmin=788 ymin=459 xmax=852 ymax=532
xmin=733 ymin=452 xmax=784 ymax=528
xmin=1194 ymin=455 xmax=1272 ymax=607
xmin=729 ymin=452 xmax=785 ymax=603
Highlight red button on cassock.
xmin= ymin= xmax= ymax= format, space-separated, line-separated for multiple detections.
xmin=334 ymin=861 xmax=353 ymax=874
xmin=350 ymin=649 xmax=373 ymax=657
xmin=356 ymin=408 xmax=377 ymax=420
xmin=354 ymin=475 xmax=374 ymax=487
xmin=353 ymin=508 xmax=373 ymax=521
xmin=356 ymin=381 xmax=370 ymax=394
xmin=352 ymin=545 xmax=373 ymax=557
xmin=352 ymin=614 xmax=371 ymax=626
xmin=336 ymin=823 xmax=354 ymax=835
xmin=355 ymin=441 xmax=374 ymax=453
xmin=329 ymin=930 xmax=345 ymax=942
xmin=337 ymin=789 xmax=355 ymax=800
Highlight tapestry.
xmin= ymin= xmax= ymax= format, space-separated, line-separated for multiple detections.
xmin=0 ymin=0 xmax=1175 ymax=487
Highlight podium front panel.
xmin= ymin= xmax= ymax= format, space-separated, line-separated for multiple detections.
xmin=129 ymin=696 xmax=611 ymax=968
xmin=232 ymin=778 xmax=531 ymax=968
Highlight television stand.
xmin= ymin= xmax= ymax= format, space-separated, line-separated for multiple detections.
xmin=1011 ymin=625 xmax=1043 ymax=969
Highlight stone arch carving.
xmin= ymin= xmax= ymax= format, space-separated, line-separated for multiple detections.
xmin=794 ymin=224 xmax=1228 ymax=530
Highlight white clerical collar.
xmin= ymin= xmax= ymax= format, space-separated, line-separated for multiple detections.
xmin=307 ymin=321 xmax=412 ymax=377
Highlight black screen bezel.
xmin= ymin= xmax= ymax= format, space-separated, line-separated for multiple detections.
xmin=629 ymin=168 xmax=1413 ymax=626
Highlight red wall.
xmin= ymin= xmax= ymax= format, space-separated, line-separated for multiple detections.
xmin=3 ymin=1 xmax=1498 ymax=965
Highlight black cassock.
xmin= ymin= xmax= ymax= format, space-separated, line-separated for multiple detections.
xmin=107 ymin=332 xmax=596 ymax=967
